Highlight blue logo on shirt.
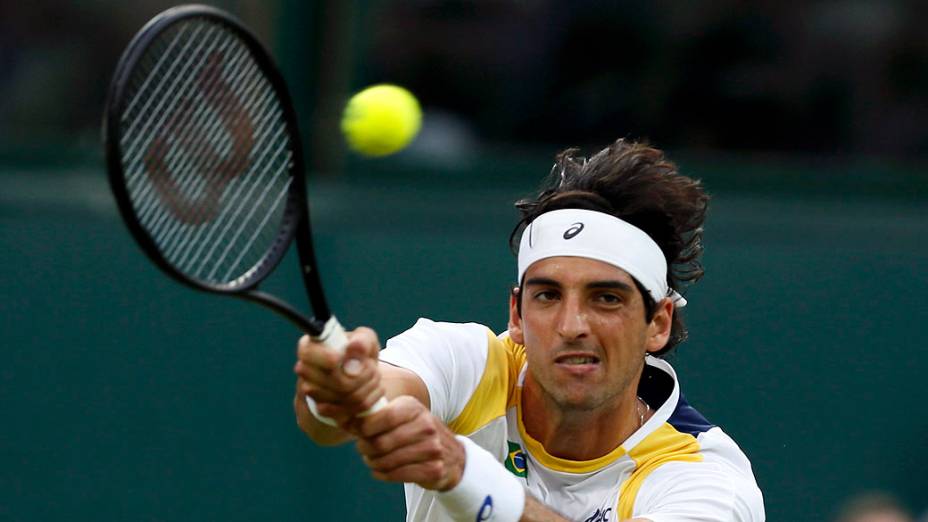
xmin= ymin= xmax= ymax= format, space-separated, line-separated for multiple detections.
xmin=476 ymin=495 xmax=493 ymax=521
xmin=584 ymin=507 xmax=612 ymax=522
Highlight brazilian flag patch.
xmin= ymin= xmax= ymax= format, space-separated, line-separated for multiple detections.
xmin=505 ymin=441 xmax=527 ymax=478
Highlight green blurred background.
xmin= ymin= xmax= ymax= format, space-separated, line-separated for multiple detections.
xmin=1 ymin=1 xmax=926 ymax=521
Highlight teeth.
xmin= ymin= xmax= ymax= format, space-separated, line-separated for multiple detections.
xmin=561 ymin=356 xmax=596 ymax=364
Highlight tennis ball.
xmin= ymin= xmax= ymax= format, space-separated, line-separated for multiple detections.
xmin=341 ymin=84 xmax=422 ymax=157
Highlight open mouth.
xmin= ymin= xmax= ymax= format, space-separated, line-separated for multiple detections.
xmin=555 ymin=354 xmax=600 ymax=365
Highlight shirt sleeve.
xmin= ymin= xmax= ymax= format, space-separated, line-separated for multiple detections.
xmin=632 ymin=460 xmax=765 ymax=522
xmin=380 ymin=318 xmax=493 ymax=424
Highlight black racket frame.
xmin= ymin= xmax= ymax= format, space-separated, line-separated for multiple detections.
xmin=103 ymin=4 xmax=331 ymax=335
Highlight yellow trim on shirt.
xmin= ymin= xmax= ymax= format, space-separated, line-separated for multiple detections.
xmin=617 ymin=423 xmax=704 ymax=519
xmin=448 ymin=330 xmax=524 ymax=435
xmin=500 ymin=335 xmax=525 ymax=409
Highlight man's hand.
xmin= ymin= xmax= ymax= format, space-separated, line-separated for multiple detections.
xmin=353 ymin=395 xmax=466 ymax=491
xmin=293 ymin=327 xmax=385 ymax=441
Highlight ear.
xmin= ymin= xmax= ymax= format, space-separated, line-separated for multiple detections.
xmin=508 ymin=286 xmax=524 ymax=345
xmin=645 ymin=298 xmax=674 ymax=353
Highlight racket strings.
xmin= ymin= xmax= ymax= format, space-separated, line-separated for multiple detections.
xmin=181 ymin=130 xmax=290 ymax=277
xmin=140 ymin=50 xmax=264 ymax=252
xmin=119 ymin=18 xmax=295 ymax=287
xmin=124 ymin=26 xmax=238 ymax=222
xmin=132 ymin=71 xmax=239 ymax=230
xmin=128 ymin=28 xmax=258 ymax=242
xmin=122 ymin=24 xmax=223 ymax=164
xmin=154 ymin=84 xmax=275 ymax=267
xmin=125 ymin=30 xmax=246 ymax=214
xmin=169 ymin=94 xmax=290 ymax=274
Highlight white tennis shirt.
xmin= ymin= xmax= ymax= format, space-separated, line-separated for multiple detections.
xmin=380 ymin=319 xmax=765 ymax=522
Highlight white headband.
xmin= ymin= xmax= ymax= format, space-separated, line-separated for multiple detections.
xmin=517 ymin=209 xmax=687 ymax=308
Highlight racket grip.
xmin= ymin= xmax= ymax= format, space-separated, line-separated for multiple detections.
xmin=304 ymin=315 xmax=387 ymax=427
xmin=313 ymin=315 xmax=349 ymax=353
xmin=361 ymin=396 xmax=388 ymax=416
xmin=304 ymin=393 xmax=387 ymax=427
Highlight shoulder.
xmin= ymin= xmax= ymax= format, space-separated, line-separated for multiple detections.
xmin=380 ymin=318 xmax=494 ymax=391
xmin=623 ymin=359 xmax=765 ymax=521
xmin=385 ymin=318 xmax=492 ymax=352
xmin=381 ymin=318 xmax=493 ymax=375
xmin=382 ymin=318 xmax=525 ymax=372
xmin=629 ymin=422 xmax=764 ymax=521
xmin=632 ymin=433 xmax=765 ymax=521
xmin=380 ymin=319 xmax=523 ymax=427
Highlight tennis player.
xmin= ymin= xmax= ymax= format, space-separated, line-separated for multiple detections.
xmin=293 ymin=139 xmax=765 ymax=521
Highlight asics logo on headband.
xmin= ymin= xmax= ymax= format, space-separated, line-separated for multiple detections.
xmin=563 ymin=222 xmax=584 ymax=239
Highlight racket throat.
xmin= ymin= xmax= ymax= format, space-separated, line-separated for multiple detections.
xmin=239 ymin=290 xmax=324 ymax=336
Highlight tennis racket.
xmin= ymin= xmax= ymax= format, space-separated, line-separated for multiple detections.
xmin=103 ymin=4 xmax=385 ymax=420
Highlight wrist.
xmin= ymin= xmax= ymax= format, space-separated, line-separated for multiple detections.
xmin=437 ymin=436 xmax=525 ymax=522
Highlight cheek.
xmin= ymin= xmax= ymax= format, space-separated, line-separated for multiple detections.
xmin=520 ymin=314 xmax=546 ymax=341
xmin=521 ymin=325 xmax=542 ymax=351
xmin=596 ymin=313 xmax=648 ymax=351
xmin=520 ymin=319 xmax=555 ymax=362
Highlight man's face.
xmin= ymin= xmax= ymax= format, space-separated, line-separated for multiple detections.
xmin=509 ymin=256 xmax=670 ymax=411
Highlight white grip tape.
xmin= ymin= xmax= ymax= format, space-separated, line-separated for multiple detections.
xmin=315 ymin=316 xmax=349 ymax=353
xmin=304 ymin=316 xmax=386 ymax=427
xmin=304 ymin=395 xmax=338 ymax=427
xmin=304 ymin=395 xmax=388 ymax=427
xmin=438 ymin=436 xmax=525 ymax=522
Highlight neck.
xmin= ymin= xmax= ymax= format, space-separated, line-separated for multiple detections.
xmin=521 ymin=373 xmax=649 ymax=461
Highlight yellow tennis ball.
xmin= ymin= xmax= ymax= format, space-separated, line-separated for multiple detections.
xmin=341 ymin=84 xmax=422 ymax=157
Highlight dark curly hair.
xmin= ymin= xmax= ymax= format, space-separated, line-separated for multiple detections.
xmin=509 ymin=139 xmax=709 ymax=356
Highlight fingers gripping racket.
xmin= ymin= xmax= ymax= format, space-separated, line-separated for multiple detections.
xmin=103 ymin=5 xmax=385 ymax=420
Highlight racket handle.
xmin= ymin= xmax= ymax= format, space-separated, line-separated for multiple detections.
xmin=362 ymin=396 xmax=388 ymax=415
xmin=313 ymin=315 xmax=350 ymax=352
xmin=304 ymin=392 xmax=387 ymax=427
xmin=305 ymin=316 xmax=388 ymax=427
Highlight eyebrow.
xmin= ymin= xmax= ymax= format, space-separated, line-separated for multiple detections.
xmin=523 ymin=277 xmax=634 ymax=293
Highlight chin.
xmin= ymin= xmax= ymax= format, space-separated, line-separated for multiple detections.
xmin=552 ymin=393 xmax=603 ymax=412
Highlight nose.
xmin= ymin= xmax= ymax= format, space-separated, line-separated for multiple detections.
xmin=554 ymin=294 xmax=590 ymax=341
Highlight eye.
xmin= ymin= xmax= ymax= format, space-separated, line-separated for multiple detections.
xmin=594 ymin=293 xmax=623 ymax=305
xmin=533 ymin=290 xmax=560 ymax=303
